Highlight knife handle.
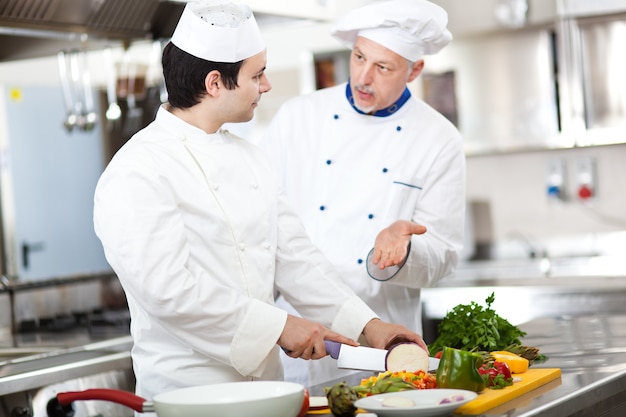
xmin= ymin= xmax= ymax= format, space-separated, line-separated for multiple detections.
xmin=324 ymin=340 xmax=341 ymax=359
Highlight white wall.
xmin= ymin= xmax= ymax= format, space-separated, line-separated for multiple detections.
xmin=465 ymin=144 xmax=626 ymax=258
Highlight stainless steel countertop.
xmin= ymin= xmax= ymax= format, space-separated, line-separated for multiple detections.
xmin=2 ymin=314 xmax=625 ymax=416
xmin=0 ymin=331 xmax=133 ymax=396
xmin=486 ymin=314 xmax=626 ymax=416
xmin=308 ymin=314 xmax=626 ymax=417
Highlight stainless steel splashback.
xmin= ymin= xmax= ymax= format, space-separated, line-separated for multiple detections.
xmin=424 ymin=1 xmax=626 ymax=154
xmin=558 ymin=9 xmax=626 ymax=148
xmin=423 ymin=27 xmax=562 ymax=154
xmin=580 ymin=16 xmax=626 ymax=130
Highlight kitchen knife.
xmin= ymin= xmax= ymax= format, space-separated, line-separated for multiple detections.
xmin=324 ymin=340 xmax=387 ymax=371
xmin=324 ymin=340 xmax=440 ymax=372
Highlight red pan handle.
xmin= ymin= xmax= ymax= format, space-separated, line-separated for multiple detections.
xmin=57 ymin=389 xmax=148 ymax=412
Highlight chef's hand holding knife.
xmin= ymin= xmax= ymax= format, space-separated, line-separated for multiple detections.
xmin=371 ymin=220 xmax=427 ymax=269
xmin=279 ymin=315 xmax=359 ymax=360
xmin=279 ymin=316 xmax=428 ymax=360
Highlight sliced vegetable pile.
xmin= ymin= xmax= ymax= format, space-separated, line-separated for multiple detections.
xmin=361 ymin=370 xmax=437 ymax=391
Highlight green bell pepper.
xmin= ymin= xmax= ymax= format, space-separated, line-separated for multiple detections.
xmin=436 ymin=346 xmax=486 ymax=392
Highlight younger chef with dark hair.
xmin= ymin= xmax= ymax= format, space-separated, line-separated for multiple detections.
xmin=93 ymin=0 xmax=428 ymax=404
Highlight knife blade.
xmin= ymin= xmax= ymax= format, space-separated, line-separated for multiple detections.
xmin=324 ymin=340 xmax=387 ymax=371
xmin=324 ymin=340 xmax=440 ymax=372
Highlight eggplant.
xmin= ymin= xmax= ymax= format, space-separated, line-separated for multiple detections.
xmin=385 ymin=342 xmax=430 ymax=373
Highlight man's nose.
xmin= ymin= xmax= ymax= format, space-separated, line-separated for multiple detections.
xmin=260 ymin=74 xmax=272 ymax=93
xmin=354 ymin=65 xmax=375 ymax=85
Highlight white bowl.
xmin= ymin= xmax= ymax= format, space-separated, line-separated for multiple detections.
xmin=153 ymin=381 xmax=305 ymax=417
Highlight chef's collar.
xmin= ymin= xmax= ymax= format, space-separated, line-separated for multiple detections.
xmin=345 ymin=81 xmax=411 ymax=117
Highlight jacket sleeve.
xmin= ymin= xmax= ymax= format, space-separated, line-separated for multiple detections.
xmin=94 ymin=144 xmax=290 ymax=377
xmin=272 ymin=192 xmax=378 ymax=341
xmin=383 ymin=130 xmax=466 ymax=289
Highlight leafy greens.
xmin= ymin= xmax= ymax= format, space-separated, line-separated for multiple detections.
xmin=428 ymin=292 xmax=526 ymax=356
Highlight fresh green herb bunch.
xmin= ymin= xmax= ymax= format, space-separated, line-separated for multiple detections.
xmin=428 ymin=293 xmax=526 ymax=356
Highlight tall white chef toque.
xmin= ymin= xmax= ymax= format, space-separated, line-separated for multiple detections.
xmin=170 ymin=0 xmax=265 ymax=63
xmin=331 ymin=0 xmax=452 ymax=62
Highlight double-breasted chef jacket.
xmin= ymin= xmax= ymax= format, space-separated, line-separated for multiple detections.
xmin=94 ymin=105 xmax=378 ymax=401
xmin=260 ymin=82 xmax=466 ymax=386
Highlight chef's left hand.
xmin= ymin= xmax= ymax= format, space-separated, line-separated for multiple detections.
xmin=362 ymin=318 xmax=428 ymax=352
xmin=372 ymin=220 xmax=427 ymax=269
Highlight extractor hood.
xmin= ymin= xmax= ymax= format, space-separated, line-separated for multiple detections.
xmin=0 ymin=0 xmax=335 ymax=62
xmin=0 ymin=0 xmax=185 ymax=62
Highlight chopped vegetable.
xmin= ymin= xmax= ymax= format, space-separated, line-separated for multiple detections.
xmin=324 ymin=371 xmax=436 ymax=417
xmin=381 ymin=397 xmax=415 ymax=408
xmin=479 ymin=361 xmax=513 ymax=389
xmin=361 ymin=370 xmax=437 ymax=391
xmin=440 ymin=394 xmax=467 ymax=404
xmin=490 ymin=351 xmax=530 ymax=373
xmin=385 ymin=342 xmax=430 ymax=373
xmin=428 ymin=293 xmax=527 ymax=355
xmin=297 ymin=388 xmax=310 ymax=417
xmin=436 ymin=346 xmax=486 ymax=393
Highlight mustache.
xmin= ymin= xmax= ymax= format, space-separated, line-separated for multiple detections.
xmin=353 ymin=83 xmax=375 ymax=96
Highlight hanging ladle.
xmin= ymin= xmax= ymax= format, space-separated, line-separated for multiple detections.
xmin=104 ymin=47 xmax=122 ymax=122
xmin=77 ymin=49 xmax=97 ymax=131
xmin=57 ymin=50 xmax=77 ymax=132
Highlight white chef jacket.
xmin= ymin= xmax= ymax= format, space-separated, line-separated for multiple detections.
xmin=93 ymin=105 xmax=378 ymax=402
xmin=260 ymin=83 xmax=466 ymax=385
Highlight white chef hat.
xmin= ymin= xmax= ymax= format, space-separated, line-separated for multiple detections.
xmin=170 ymin=0 xmax=265 ymax=63
xmin=331 ymin=0 xmax=452 ymax=62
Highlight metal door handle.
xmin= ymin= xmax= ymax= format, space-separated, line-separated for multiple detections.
xmin=21 ymin=241 xmax=45 ymax=269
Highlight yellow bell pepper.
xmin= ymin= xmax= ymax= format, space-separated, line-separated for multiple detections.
xmin=490 ymin=351 xmax=529 ymax=373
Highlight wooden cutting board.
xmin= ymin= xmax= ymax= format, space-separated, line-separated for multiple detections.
xmin=455 ymin=368 xmax=562 ymax=415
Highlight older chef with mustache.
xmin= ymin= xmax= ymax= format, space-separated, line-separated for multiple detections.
xmin=261 ymin=0 xmax=466 ymax=386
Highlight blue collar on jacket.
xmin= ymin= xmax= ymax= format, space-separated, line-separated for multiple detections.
xmin=345 ymin=81 xmax=411 ymax=117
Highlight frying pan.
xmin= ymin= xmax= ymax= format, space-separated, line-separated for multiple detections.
xmin=48 ymin=381 xmax=307 ymax=417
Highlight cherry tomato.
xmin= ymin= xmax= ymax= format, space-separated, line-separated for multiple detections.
xmin=297 ymin=387 xmax=310 ymax=417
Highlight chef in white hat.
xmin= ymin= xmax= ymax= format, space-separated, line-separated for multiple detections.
xmin=94 ymin=0 xmax=427 ymax=406
xmin=261 ymin=0 xmax=467 ymax=386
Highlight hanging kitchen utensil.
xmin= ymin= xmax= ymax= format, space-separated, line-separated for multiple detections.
xmin=123 ymin=60 xmax=144 ymax=136
xmin=103 ymin=47 xmax=121 ymax=124
xmin=49 ymin=381 xmax=306 ymax=417
xmin=78 ymin=49 xmax=97 ymax=131
xmin=68 ymin=50 xmax=86 ymax=130
xmin=57 ymin=50 xmax=77 ymax=132
xmin=151 ymin=39 xmax=168 ymax=103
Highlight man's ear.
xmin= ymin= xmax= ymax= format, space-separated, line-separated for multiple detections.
xmin=205 ymin=70 xmax=221 ymax=96
xmin=408 ymin=60 xmax=425 ymax=83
